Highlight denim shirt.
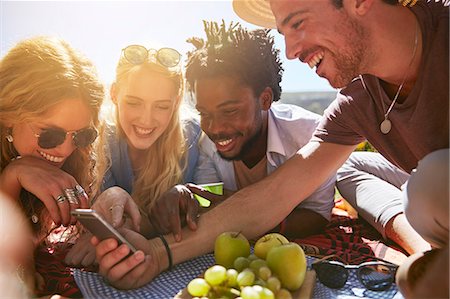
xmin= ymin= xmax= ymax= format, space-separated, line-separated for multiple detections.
xmin=194 ymin=103 xmax=337 ymax=220
xmin=102 ymin=118 xmax=202 ymax=193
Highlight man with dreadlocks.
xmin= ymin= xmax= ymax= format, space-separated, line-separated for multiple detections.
xmin=185 ymin=20 xmax=336 ymax=237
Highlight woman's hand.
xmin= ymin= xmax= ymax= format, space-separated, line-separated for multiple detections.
xmin=148 ymin=184 xmax=200 ymax=242
xmin=91 ymin=229 xmax=163 ymax=290
xmin=92 ymin=186 xmax=141 ymax=231
xmin=0 ymin=156 xmax=88 ymax=226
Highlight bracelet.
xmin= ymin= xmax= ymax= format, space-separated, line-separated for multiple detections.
xmin=158 ymin=235 xmax=173 ymax=271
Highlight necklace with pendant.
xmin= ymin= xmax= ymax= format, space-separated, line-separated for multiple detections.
xmin=379 ymin=21 xmax=419 ymax=134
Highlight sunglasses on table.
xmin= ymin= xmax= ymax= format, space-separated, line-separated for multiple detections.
xmin=30 ymin=125 xmax=98 ymax=149
xmin=122 ymin=45 xmax=181 ymax=68
xmin=312 ymin=255 xmax=399 ymax=291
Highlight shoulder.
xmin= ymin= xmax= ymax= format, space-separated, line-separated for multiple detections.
xmin=270 ymin=103 xmax=321 ymax=122
xmin=181 ymin=116 xmax=202 ymax=147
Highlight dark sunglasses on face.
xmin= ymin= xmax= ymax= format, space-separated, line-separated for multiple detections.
xmin=122 ymin=45 xmax=181 ymax=68
xmin=312 ymin=255 xmax=399 ymax=291
xmin=30 ymin=125 xmax=98 ymax=149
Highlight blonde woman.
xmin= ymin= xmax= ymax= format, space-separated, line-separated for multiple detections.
xmin=0 ymin=36 xmax=105 ymax=296
xmin=66 ymin=45 xmax=210 ymax=266
xmin=106 ymin=45 xmax=205 ymax=234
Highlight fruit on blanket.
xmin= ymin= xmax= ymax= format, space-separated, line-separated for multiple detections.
xmin=187 ymin=278 xmax=210 ymax=297
xmin=214 ymin=231 xmax=251 ymax=268
xmin=205 ymin=265 xmax=227 ymax=286
xmin=266 ymin=242 xmax=307 ymax=291
xmin=254 ymin=233 xmax=289 ymax=259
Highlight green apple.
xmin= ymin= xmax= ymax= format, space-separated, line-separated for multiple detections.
xmin=266 ymin=242 xmax=306 ymax=291
xmin=214 ymin=231 xmax=251 ymax=268
xmin=254 ymin=233 xmax=289 ymax=259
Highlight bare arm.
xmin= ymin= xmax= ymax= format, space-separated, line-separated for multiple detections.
xmin=169 ymin=141 xmax=356 ymax=265
xmin=93 ymin=141 xmax=356 ymax=288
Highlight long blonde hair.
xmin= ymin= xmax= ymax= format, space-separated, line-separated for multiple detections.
xmin=110 ymin=52 xmax=186 ymax=211
xmin=0 ymin=36 xmax=105 ymax=237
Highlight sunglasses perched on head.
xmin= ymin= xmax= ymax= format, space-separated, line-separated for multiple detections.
xmin=122 ymin=45 xmax=181 ymax=68
xmin=312 ymin=255 xmax=398 ymax=291
xmin=30 ymin=125 xmax=98 ymax=149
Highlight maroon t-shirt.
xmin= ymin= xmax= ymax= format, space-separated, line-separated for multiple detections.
xmin=313 ymin=1 xmax=449 ymax=173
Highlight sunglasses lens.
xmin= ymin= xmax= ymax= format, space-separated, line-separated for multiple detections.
xmin=38 ymin=129 xmax=66 ymax=149
xmin=157 ymin=48 xmax=181 ymax=67
xmin=73 ymin=128 xmax=97 ymax=147
xmin=313 ymin=263 xmax=348 ymax=289
xmin=123 ymin=45 xmax=148 ymax=64
xmin=359 ymin=265 xmax=395 ymax=291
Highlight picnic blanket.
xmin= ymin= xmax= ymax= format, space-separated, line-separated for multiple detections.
xmin=35 ymin=209 xmax=407 ymax=298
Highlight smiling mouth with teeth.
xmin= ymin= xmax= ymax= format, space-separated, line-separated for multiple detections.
xmin=217 ymin=139 xmax=233 ymax=146
xmin=38 ymin=150 xmax=64 ymax=163
xmin=135 ymin=126 xmax=154 ymax=135
xmin=307 ymin=52 xmax=324 ymax=69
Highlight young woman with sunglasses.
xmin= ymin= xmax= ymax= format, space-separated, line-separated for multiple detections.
xmin=0 ymin=36 xmax=107 ymax=296
xmin=66 ymin=44 xmax=212 ymax=267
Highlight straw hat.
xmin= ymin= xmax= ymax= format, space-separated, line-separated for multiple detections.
xmin=233 ymin=0 xmax=422 ymax=29
xmin=232 ymin=0 xmax=277 ymax=29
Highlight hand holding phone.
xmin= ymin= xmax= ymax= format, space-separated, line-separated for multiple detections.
xmin=71 ymin=208 xmax=137 ymax=253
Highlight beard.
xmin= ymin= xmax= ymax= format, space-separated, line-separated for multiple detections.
xmin=217 ymin=127 xmax=263 ymax=161
xmin=328 ymin=16 xmax=370 ymax=88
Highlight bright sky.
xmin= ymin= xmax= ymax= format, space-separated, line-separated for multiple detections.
xmin=0 ymin=0 xmax=335 ymax=92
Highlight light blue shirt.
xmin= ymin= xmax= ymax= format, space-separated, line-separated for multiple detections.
xmin=194 ymin=103 xmax=336 ymax=220
xmin=102 ymin=118 xmax=202 ymax=193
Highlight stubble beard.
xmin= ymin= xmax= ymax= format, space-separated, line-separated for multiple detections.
xmin=329 ymin=16 xmax=369 ymax=88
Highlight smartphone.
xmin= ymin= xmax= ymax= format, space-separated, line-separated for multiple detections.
xmin=71 ymin=208 xmax=137 ymax=254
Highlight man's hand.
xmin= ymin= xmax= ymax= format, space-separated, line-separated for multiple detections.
xmin=148 ymin=185 xmax=199 ymax=242
xmin=65 ymin=232 xmax=96 ymax=267
xmin=91 ymin=229 xmax=162 ymax=290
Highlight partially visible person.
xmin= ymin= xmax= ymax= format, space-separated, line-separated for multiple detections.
xmin=0 ymin=191 xmax=35 ymax=297
xmin=66 ymin=44 xmax=211 ymax=266
xmin=232 ymin=0 xmax=448 ymax=296
xmin=0 ymin=36 xmax=105 ymax=296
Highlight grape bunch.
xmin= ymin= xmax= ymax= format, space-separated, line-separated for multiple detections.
xmin=187 ymin=254 xmax=293 ymax=299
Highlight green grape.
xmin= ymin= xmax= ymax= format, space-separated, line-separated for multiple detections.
xmin=204 ymin=265 xmax=227 ymax=286
xmin=234 ymin=256 xmax=250 ymax=272
xmin=187 ymin=278 xmax=211 ymax=297
xmin=249 ymin=259 xmax=268 ymax=273
xmin=237 ymin=269 xmax=255 ymax=287
xmin=266 ymin=277 xmax=281 ymax=293
xmin=275 ymin=288 xmax=293 ymax=299
xmin=247 ymin=254 xmax=259 ymax=261
xmin=258 ymin=266 xmax=272 ymax=281
xmin=252 ymin=285 xmax=275 ymax=299
xmin=226 ymin=268 xmax=239 ymax=288
xmin=254 ymin=278 xmax=267 ymax=287
xmin=241 ymin=286 xmax=261 ymax=299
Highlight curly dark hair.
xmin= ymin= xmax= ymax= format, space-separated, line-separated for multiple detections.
xmin=185 ymin=20 xmax=283 ymax=102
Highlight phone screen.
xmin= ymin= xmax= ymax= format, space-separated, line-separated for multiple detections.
xmin=71 ymin=209 xmax=137 ymax=253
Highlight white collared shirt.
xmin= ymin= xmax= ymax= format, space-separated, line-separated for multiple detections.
xmin=194 ymin=103 xmax=336 ymax=220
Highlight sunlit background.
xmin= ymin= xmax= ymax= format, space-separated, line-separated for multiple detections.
xmin=1 ymin=1 xmax=335 ymax=93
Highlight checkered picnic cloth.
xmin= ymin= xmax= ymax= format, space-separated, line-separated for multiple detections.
xmin=73 ymin=254 xmax=404 ymax=299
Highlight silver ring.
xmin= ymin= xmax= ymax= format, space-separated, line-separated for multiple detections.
xmin=56 ymin=194 xmax=67 ymax=204
xmin=74 ymin=184 xmax=88 ymax=199
xmin=64 ymin=188 xmax=79 ymax=205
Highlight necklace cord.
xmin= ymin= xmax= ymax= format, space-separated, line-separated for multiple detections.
xmin=381 ymin=20 xmax=419 ymax=119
